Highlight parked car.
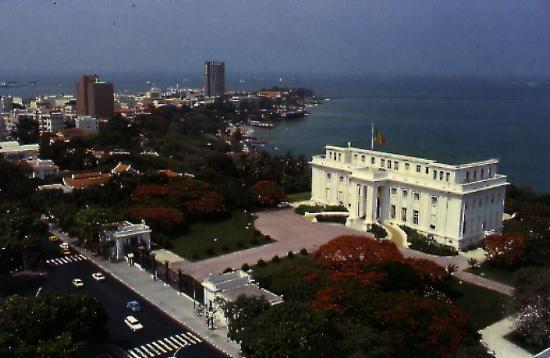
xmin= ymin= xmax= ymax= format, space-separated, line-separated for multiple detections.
xmin=59 ymin=242 xmax=69 ymax=250
xmin=124 ymin=315 xmax=143 ymax=332
xmin=126 ymin=300 xmax=142 ymax=312
xmin=277 ymin=201 xmax=291 ymax=208
xmin=48 ymin=235 xmax=58 ymax=242
xmin=72 ymin=278 xmax=84 ymax=288
xmin=92 ymin=272 xmax=105 ymax=281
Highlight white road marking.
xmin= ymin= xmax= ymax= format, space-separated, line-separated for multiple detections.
xmin=133 ymin=347 xmax=148 ymax=357
xmin=151 ymin=341 xmax=166 ymax=354
xmin=157 ymin=338 xmax=174 ymax=352
xmin=144 ymin=343 xmax=160 ymax=356
xmin=167 ymin=336 xmax=183 ymax=348
xmin=173 ymin=334 xmax=189 ymax=345
xmin=139 ymin=345 xmax=155 ymax=357
xmin=186 ymin=331 xmax=202 ymax=342
xmin=127 ymin=349 xmax=141 ymax=358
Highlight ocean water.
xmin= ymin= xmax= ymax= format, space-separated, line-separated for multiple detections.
xmin=252 ymin=77 xmax=550 ymax=192
xmin=2 ymin=73 xmax=549 ymax=191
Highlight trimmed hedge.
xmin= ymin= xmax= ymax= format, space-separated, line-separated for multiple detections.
xmin=400 ymin=225 xmax=458 ymax=256
xmin=315 ymin=214 xmax=347 ymax=224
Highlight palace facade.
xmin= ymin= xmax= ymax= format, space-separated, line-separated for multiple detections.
xmin=310 ymin=145 xmax=508 ymax=249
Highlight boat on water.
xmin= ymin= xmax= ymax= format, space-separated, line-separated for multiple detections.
xmin=248 ymin=120 xmax=274 ymax=128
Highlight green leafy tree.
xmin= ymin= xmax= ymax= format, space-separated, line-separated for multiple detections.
xmin=73 ymin=207 xmax=116 ymax=249
xmin=0 ymin=294 xmax=108 ymax=357
xmin=239 ymin=302 xmax=337 ymax=357
xmin=221 ymin=295 xmax=270 ymax=342
xmin=14 ymin=117 xmax=39 ymax=144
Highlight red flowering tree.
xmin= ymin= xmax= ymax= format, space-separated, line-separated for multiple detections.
xmin=125 ymin=207 xmax=184 ymax=229
xmin=249 ymin=181 xmax=287 ymax=207
xmin=404 ymin=258 xmax=449 ymax=289
xmin=376 ymin=292 xmax=470 ymax=357
xmin=484 ymin=233 xmax=527 ymax=267
xmin=186 ymin=191 xmax=227 ymax=219
xmin=314 ymin=235 xmax=403 ymax=272
xmin=132 ymin=184 xmax=168 ymax=201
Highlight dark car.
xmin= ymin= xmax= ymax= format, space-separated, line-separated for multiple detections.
xmin=126 ymin=300 xmax=142 ymax=312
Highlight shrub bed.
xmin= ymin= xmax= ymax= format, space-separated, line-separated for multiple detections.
xmin=368 ymin=223 xmax=387 ymax=239
xmin=400 ymin=226 xmax=458 ymax=256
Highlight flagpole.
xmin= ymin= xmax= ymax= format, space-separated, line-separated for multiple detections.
xmin=371 ymin=122 xmax=374 ymax=150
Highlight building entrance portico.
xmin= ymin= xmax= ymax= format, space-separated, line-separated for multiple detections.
xmin=350 ymin=181 xmax=382 ymax=226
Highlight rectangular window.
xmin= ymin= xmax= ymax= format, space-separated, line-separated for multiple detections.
xmin=433 ymin=170 xmax=437 ymax=180
xmin=425 ymin=167 xmax=429 ymax=174
xmin=488 ymin=167 xmax=492 ymax=177
xmin=381 ymin=159 xmax=385 ymax=167
xmin=413 ymin=210 xmax=419 ymax=225
xmin=466 ymin=171 xmax=470 ymax=182
xmin=439 ymin=171 xmax=444 ymax=180
xmin=481 ymin=168 xmax=484 ymax=178
xmin=387 ymin=160 xmax=392 ymax=169
xmin=416 ymin=165 xmax=421 ymax=173
xmin=401 ymin=207 xmax=407 ymax=222
xmin=405 ymin=163 xmax=410 ymax=170
xmin=394 ymin=161 xmax=399 ymax=170
xmin=361 ymin=155 xmax=365 ymax=162
xmin=431 ymin=196 xmax=438 ymax=205
xmin=473 ymin=170 xmax=477 ymax=180
xmin=371 ymin=157 xmax=375 ymax=165
xmin=391 ymin=205 xmax=396 ymax=219
xmin=402 ymin=189 xmax=408 ymax=198
xmin=353 ymin=154 xmax=358 ymax=160
xmin=337 ymin=153 xmax=341 ymax=161
xmin=326 ymin=173 xmax=331 ymax=180
xmin=431 ymin=224 xmax=436 ymax=230
xmin=339 ymin=176 xmax=344 ymax=183
xmin=391 ymin=187 xmax=397 ymax=195
xmin=446 ymin=172 xmax=450 ymax=182
xmin=413 ymin=192 xmax=420 ymax=201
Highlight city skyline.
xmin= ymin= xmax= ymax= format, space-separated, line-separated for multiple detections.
xmin=0 ymin=0 xmax=549 ymax=79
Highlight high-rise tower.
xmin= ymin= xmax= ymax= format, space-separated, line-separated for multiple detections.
xmin=204 ymin=61 xmax=225 ymax=98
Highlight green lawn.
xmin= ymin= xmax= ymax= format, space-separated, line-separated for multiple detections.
xmin=466 ymin=265 xmax=517 ymax=286
xmin=449 ymin=279 xmax=511 ymax=329
xmin=505 ymin=331 xmax=547 ymax=354
xmin=287 ymin=192 xmax=311 ymax=203
xmin=169 ymin=210 xmax=272 ymax=261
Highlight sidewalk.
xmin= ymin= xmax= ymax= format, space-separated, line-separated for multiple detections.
xmin=51 ymin=228 xmax=241 ymax=358
xmin=481 ymin=317 xmax=531 ymax=358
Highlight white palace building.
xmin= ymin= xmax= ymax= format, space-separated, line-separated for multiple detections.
xmin=310 ymin=145 xmax=508 ymax=249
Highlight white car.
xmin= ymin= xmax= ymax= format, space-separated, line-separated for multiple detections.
xmin=125 ymin=316 xmax=143 ymax=332
xmin=92 ymin=272 xmax=105 ymax=281
xmin=72 ymin=278 xmax=84 ymax=288
xmin=59 ymin=242 xmax=69 ymax=250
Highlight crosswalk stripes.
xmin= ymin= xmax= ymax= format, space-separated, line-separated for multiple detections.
xmin=46 ymin=254 xmax=87 ymax=266
xmin=126 ymin=331 xmax=200 ymax=357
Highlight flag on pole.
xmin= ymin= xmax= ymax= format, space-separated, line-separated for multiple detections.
xmin=374 ymin=129 xmax=386 ymax=145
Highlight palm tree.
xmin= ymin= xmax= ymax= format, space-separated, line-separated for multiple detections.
xmin=467 ymin=258 xmax=479 ymax=268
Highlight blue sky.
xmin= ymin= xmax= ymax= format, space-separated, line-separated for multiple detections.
xmin=0 ymin=0 xmax=549 ymax=78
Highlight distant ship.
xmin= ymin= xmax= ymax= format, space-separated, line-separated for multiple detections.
xmin=0 ymin=80 xmax=37 ymax=88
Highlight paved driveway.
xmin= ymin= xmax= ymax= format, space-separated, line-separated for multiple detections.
xmin=175 ymin=208 xmax=514 ymax=296
xmin=173 ymin=208 xmax=371 ymax=280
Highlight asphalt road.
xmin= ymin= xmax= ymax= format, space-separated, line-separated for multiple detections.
xmin=39 ymin=237 xmax=226 ymax=358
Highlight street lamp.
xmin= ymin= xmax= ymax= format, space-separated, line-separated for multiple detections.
xmin=168 ymin=346 xmax=185 ymax=358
